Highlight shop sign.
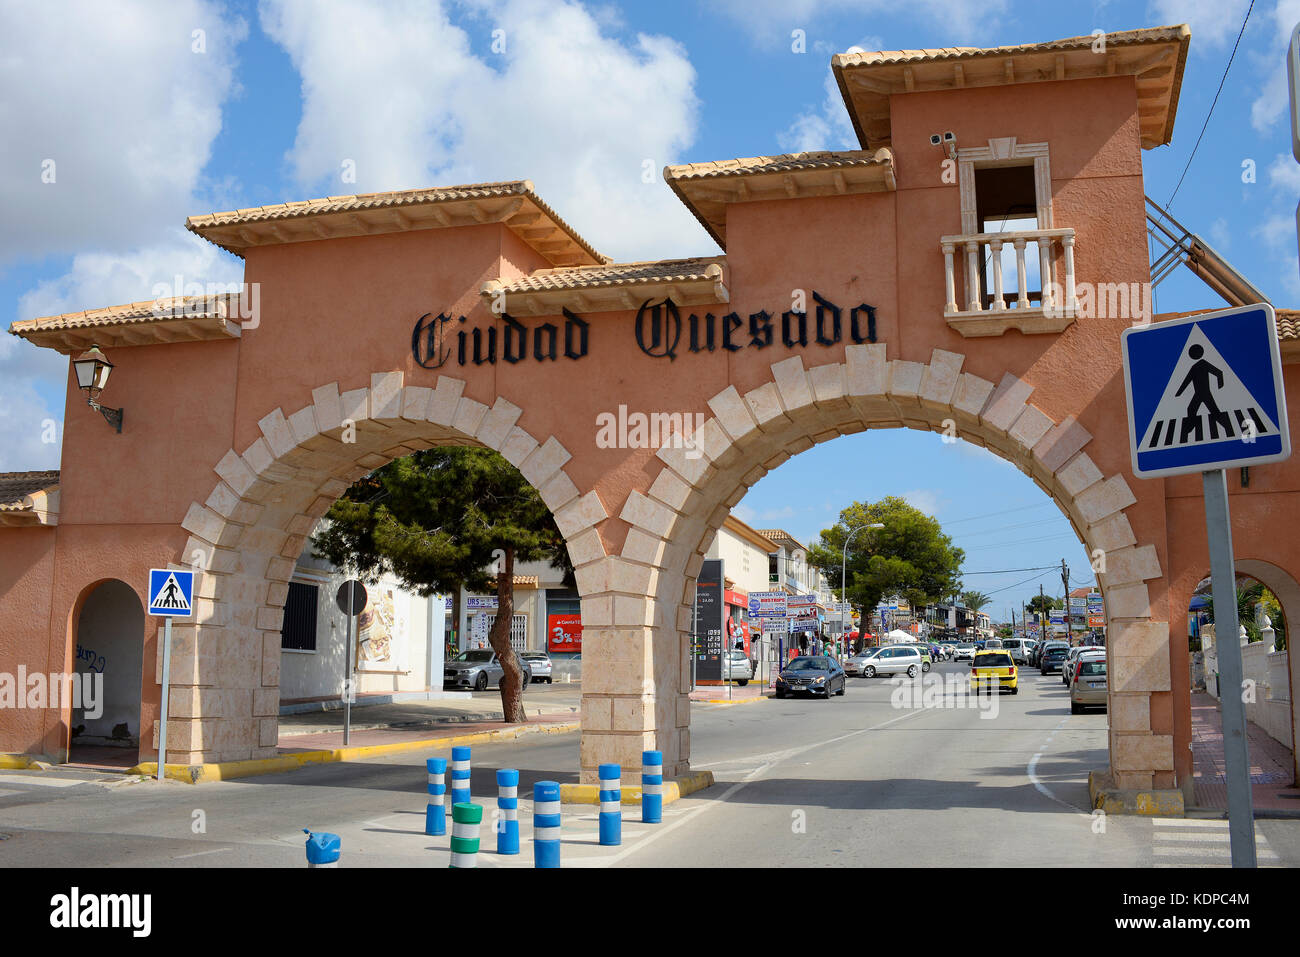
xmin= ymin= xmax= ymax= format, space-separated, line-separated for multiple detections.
xmin=547 ymin=613 xmax=582 ymax=653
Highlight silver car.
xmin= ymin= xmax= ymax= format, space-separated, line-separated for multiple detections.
xmin=520 ymin=650 xmax=553 ymax=683
xmin=954 ymin=643 xmax=976 ymax=661
xmin=444 ymin=649 xmax=532 ymax=691
xmin=853 ymin=645 xmax=922 ymax=678
xmin=1070 ymin=652 xmax=1108 ymax=712
xmin=724 ymin=650 xmax=754 ymax=685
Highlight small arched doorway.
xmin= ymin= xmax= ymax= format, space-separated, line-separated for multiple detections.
xmin=70 ymin=579 xmax=144 ymax=768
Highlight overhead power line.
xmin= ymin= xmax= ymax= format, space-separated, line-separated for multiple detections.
xmin=960 ymin=564 xmax=1060 ymax=575
xmin=1165 ymin=0 xmax=1255 ymax=210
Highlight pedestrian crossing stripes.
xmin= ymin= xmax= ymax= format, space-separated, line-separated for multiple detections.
xmin=1144 ymin=406 xmax=1269 ymax=449
xmin=1150 ymin=818 xmax=1280 ymax=867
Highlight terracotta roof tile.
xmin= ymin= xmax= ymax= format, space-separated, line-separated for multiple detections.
xmin=187 ymin=180 xmax=608 ymax=267
xmin=0 ymin=470 xmax=59 ymax=511
xmin=490 ymin=257 xmax=724 ymax=295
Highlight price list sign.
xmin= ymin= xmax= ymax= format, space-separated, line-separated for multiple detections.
xmin=694 ymin=559 xmax=725 ymax=681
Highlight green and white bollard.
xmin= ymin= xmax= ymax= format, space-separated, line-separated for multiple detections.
xmin=449 ymin=802 xmax=483 ymax=868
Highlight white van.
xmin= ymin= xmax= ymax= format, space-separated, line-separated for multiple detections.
xmin=1001 ymin=637 xmax=1029 ymax=663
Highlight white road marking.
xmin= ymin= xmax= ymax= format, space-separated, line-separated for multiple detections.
xmin=172 ymin=847 xmax=232 ymax=860
xmin=590 ymin=704 xmax=937 ymax=867
xmin=0 ymin=773 xmax=96 ymax=788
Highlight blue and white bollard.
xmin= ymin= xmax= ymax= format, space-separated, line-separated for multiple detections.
xmin=533 ymin=780 xmax=561 ymax=868
xmin=426 ymin=757 xmax=447 ymax=836
xmin=451 ymin=745 xmax=471 ymax=806
xmin=496 ymin=768 xmax=520 ymax=855
xmin=641 ymin=750 xmax=663 ymax=824
xmin=303 ymin=828 xmax=341 ymax=868
xmin=598 ymin=763 xmax=621 ymax=846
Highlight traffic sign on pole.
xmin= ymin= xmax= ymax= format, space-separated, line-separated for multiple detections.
xmin=1121 ymin=304 xmax=1289 ymax=479
xmin=1121 ymin=304 xmax=1291 ymax=868
xmin=147 ymin=568 xmax=194 ymax=783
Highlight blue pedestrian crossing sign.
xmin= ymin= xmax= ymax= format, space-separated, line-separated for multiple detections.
xmin=1122 ymin=304 xmax=1290 ymax=479
xmin=148 ymin=568 xmax=194 ymax=617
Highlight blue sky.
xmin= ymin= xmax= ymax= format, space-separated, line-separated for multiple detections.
xmin=2 ymin=0 xmax=1295 ymax=616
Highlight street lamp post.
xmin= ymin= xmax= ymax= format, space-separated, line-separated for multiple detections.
xmin=841 ymin=522 xmax=884 ymax=648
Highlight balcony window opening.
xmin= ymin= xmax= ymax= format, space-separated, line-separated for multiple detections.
xmin=976 ymin=164 xmax=1040 ymax=309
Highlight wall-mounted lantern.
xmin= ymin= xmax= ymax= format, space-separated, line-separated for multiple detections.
xmin=72 ymin=344 xmax=123 ymax=433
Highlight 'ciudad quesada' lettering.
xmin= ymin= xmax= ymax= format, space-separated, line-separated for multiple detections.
xmin=410 ymin=293 xmax=878 ymax=367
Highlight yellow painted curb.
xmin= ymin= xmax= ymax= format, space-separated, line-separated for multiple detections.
xmin=0 ymin=753 xmax=37 ymax=770
xmin=1088 ymin=769 xmax=1184 ymax=817
xmin=699 ymin=694 xmax=769 ymax=706
xmin=128 ymin=719 xmax=581 ymax=784
xmin=560 ymin=770 xmax=714 ymax=805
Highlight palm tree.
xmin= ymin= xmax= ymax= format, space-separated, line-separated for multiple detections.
xmin=961 ymin=590 xmax=992 ymax=612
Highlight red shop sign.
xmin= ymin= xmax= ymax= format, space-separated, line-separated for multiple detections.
xmin=547 ymin=613 xmax=583 ymax=653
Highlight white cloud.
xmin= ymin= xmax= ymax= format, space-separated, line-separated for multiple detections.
xmin=1150 ymin=0 xmax=1254 ymax=48
xmin=902 ymin=488 xmax=944 ymax=516
xmin=16 ymin=231 xmax=242 ymax=324
xmin=778 ymin=67 xmax=859 ymax=153
xmin=1268 ymin=152 xmax=1300 ymax=193
xmin=0 ymin=1 xmax=246 ymax=264
xmin=1249 ymin=0 xmax=1300 ymax=133
xmin=260 ymin=0 xmax=713 ymax=262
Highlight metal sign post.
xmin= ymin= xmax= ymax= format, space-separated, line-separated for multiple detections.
xmin=1203 ymin=469 xmax=1256 ymax=866
xmin=335 ymin=580 xmax=368 ymax=747
xmin=158 ymin=617 xmax=172 ymax=783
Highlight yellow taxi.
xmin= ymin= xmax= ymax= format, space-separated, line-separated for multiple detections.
xmin=970 ymin=649 xmax=1018 ymax=694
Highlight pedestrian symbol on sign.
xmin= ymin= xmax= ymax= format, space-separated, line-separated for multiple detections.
xmin=1140 ymin=325 xmax=1276 ymax=452
xmin=147 ymin=568 xmax=194 ymax=617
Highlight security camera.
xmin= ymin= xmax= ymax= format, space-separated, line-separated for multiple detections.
xmin=930 ymin=133 xmax=942 ymax=146
xmin=943 ymin=131 xmax=955 ymax=142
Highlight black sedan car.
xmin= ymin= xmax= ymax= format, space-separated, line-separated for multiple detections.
xmin=1039 ymin=643 xmax=1070 ymax=675
xmin=774 ymin=655 xmax=846 ymax=699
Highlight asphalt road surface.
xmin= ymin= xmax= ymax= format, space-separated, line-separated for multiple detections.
xmin=0 ymin=662 xmax=1293 ymax=867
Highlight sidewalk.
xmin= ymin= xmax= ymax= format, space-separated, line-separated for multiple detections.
xmin=688 ymin=682 xmax=770 ymax=703
xmin=1189 ymin=691 xmax=1298 ymax=812
xmin=278 ymin=690 xmax=582 ymax=751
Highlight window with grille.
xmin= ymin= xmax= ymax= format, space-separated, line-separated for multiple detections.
xmin=281 ymin=581 xmax=319 ymax=651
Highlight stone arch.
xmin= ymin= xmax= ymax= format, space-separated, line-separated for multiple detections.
xmin=581 ymin=345 xmax=1171 ymax=789
xmin=157 ymin=370 xmax=607 ymax=765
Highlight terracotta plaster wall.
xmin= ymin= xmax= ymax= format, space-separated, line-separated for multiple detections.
xmin=0 ymin=525 xmax=58 ymax=754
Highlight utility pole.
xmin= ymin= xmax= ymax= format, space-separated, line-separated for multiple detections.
xmin=1061 ymin=558 xmax=1070 ymax=639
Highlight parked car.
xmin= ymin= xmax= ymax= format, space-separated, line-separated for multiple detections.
xmin=1002 ymin=638 xmax=1029 ymax=664
xmin=915 ymin=644 xmax=933 ymax=673
xmin=853 ymin=645 xmax=922 ymax=678
xmin=1070 ymin=652 xmax=1108 ymax=713
xmin=724 ymin=650 xmax=754 ymax=685
xmin=1024 ymin=640 xmax=1038 ymax=666
xmin=954 ymin=643 xmax=976 ymax=661
xmin=1062 ymin=645 xmax=1104 ymax=686
xmin=444 ymin=649 xmax=532 ymax=691
xmin=1039 ymin=642 xmax=1070 ymax=675
xmin=971 ymin=650 xmax=1018 ymax=694
xmin=774 ymin=655 xmax=847 ymax=699
xmin=520 ymin=650 xmax=553 ymax=683
xmin=984 ymin=638 xmax=1004 ymax=650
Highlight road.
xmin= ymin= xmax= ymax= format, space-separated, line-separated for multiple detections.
xmin=0 ymin=662 xmax=1293 ymax=867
